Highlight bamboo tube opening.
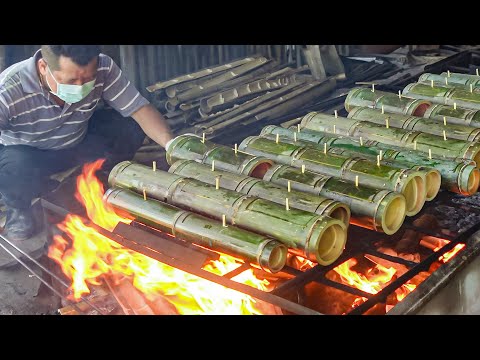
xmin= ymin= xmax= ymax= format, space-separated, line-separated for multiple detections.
xmin=382 ymin=195 xmax=406 ymax=235
xmin=249 ymin=161 xmax=273 ymax=179
xmin=424 ymin=170 xmax=442 ymax=201
xmin=314 ymin=222 xmax=346 ymax=266
xmin=473 ymin=151 xmax=480 ymax=167
xmin=328 ymin=205 xmax=351 ymax=228
xmin=467 ymin=168 xmax=480 ymax=195
xmin=260 ymin=241 xmax=288 ymax=273
xmin=411 ymin=102 xmax=431 ymax=117
xmin=401 ymin=175 xmax=425 ymax=216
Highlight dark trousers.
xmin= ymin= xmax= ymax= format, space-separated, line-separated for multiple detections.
xmin=0 ymin=109 xmax=145 ymax=209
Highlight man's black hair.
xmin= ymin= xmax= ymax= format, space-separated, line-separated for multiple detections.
xmin=41 ymin=45 xmax=101 ymax=70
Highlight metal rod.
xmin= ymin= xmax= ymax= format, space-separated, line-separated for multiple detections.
xmin=0 ymin=234 xmax=106 ymax=315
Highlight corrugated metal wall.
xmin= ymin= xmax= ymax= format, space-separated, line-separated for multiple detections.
xmin=2 ymin=45 xmax=290 ymax=100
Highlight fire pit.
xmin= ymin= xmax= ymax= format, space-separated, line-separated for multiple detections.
xmin=37 ymin=159 xmax=480 ymax=315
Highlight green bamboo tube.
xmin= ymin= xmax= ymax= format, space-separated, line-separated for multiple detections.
xmin=423 ymin=104 xmax=480 ymax=128
xmin=239 ymin=136 xmax=426 ymax=216
xmin=260 ymin=130 xmax=440 ymax=202
xmin=344 ymin=87 xmax=432 ymax=116
xmin=403 ymin=82 xmax=480 ymax=111
xmin=169 ymin=159 xmax=351 ymax=226
xmin=263 ymin=164 xmax=406 ymax=235
xmin=103 ymin=187 xmax=287 ymax=273
xmin=348 ymin=107 xmax=480 ymax=142
xmin=300 ymin=112 xmax=480 ymax=166
xmin=166 ymin=134 xmax=274 ymax=178
xmin=419 ymin=73 xmax=480 ymax=89
xmin=108 ymin=161 xmax=347 ymax=265
xmin=262 ymin=125 xmax=478 ymax=196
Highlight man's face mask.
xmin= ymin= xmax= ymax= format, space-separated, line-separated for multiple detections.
xmin=46 ymin=65 xmax=95 ymax=104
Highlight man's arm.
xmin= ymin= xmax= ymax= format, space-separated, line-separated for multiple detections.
xmin=130 ymin=103 xmax=174 ymax=149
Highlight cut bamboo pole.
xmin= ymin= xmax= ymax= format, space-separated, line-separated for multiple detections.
xmin=104 ymin=187 xmax=287 ymax=273
xmin=263 ymin=164 xmax=406 ymax=235
xmin=423 ymin=103 xmax=480 ymax=128
xmin=262 ymin=125 xmax=479 ymax=196
xmin=108 ymin=162 xmax=347 ymax=265
xmin=239 ymin=136 xmax=426 ymax=216
xmin=344 ymin=87 xmax=432 ymax=117
xmin=348 ymin=107 xmax=480 ymax=142
xmin=261 ymin=131 xmax=441 ymax=201
xmin=169 ymin=159 xmax=351 ymax=226
xmin=403 ymin=82 xmax=480 ymax=111
xmin=300 ymin=112 xmax=480 ymax=166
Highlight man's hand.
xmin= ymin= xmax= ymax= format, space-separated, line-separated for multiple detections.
xmin=131 ymin=104 xmax=174 ymax=149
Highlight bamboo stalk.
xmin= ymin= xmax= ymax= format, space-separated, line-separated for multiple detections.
xmin=169 ymin=159 xmax=351 ymax=226
xmin=300 ymin=112 xmax=480 ymax=166
xmin=418 ymin=72 xmax=480 ymax=90
xmin=165 ymin=134 xmax=274 ymax=177
xmin=348 ymin=107 xmax=480 ymax=142
xmin=262 ymin=125 xmax=479 ymax=196
xmin=108 ymin=162 xmax=347 ymax=265
xmin=104 ymin=187 xmax=287 ymax=273
xmin=345 ymin=87 xmax=432 ymax=117
xmin=263 ymin=164 xmax=406 ymax=235
xmin=238 ymin=136 xmax=426 ymax=216
xmin=261 ymin=130 xmax=442 ymax=202
xmin=423 ymin=103 xmax=480 ymax=128
xmin=403 ymin=82 xmax=480 ymax=111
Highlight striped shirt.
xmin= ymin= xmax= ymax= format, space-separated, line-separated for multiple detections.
xmin=0 ymin=49 xmax=149 ymax=150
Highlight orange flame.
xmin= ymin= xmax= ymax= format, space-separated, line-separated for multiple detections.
xmin=333 ymin=257 xmax=417 ymax=308
xmin=48 ymin=160 xmax=270 ymax=314
xmin=434 ymin=242 xmax=465 ymax=264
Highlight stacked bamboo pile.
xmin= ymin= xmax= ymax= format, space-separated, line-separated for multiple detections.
xmin=145 ymin=54 xmax=336 ymax=141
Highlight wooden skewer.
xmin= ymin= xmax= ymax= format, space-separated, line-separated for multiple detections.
xmin=471 ymin=84 xmax=474 ymax=93
xmin=294 ymin=132 xmax=297 ymax=142
xmin=381 ymin=105 xmax=384 ymax=114
xmin=143 ymin=189 xmax=147 ymax=201
xmin=443 ymin=116 xmax=447 ymax=126
xmin=324 ymin=143 xmax=327 ymax=155
xmin=429 ymin=149 xmax=432 ymax=159
xmin=431 ymin=80 xmax=434 ymax=88
xmin=285 ymin=198 xmax=290 ymax=211
xmin=297 ymin=124 xmax=301 ymax=132
xmin=355 ymin=175 xmax=359 ymax=187
xmin=276 ymin=133 xmax=279 ymax=144
xmin=385 ymin=117 xmax=389 ymax=129
xmin=445 ymin=77 xmax=448 ymax=86
xmin=414 ymin=140 xmax=417 ymax=150
xmin=333 ymin=124 xmax=336 ymax=134
xmin=301 ymin=164 xmax=305 ymax=173
xmin=454 ymin=102 xmax=457 ymax=110
xmin=379 ymin=150 xmax=383 ymax=160
xmin=371 ymin=84 xmax=375 ymax=92
xmin=377 ymin=155 xmax=380 ymax=166
xmin=234 ymin=143 xmax=238 ymax=155
xmin=447 ymin=70 xmax=451 ymax=77
xmin=477 ymin=68 xmax=479 ymax=77
xmin=287 ymin=180 xmax=291 ymax=193
xmin=222 ymin=214 xmax=227 ymax=227
xmin=215 ymin=176 xmax=220 ymax=190
xmin=443 ymin=130 xmax=447 ymax=141
xmin=360 ymin=137 xmax=363 ymax=146
xmin=211 ymin=160 xmax=215 ymax=171
xmin=398 ymin=90 xmax=402 ymax=99
xmin=334 ymin=110 xmax=338 ymax=118
xmin=202 ymin=132 xmax=205 ymax=143
xmin=152 ymin=161 xmax=156 ymax=172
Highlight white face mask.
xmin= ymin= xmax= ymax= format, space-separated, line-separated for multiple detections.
xmin=46 ymin=65 xmax=95 ymax=103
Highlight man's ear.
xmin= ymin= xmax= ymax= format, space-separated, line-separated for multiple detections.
xmin=37 ymin=58 xmax=48 ymax=76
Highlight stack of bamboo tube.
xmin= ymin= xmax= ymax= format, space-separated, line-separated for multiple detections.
xmin=145 ymin=55 xmax=336 ymax=140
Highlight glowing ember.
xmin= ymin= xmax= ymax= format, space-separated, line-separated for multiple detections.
xmin=48 ymin=160 xmax=270 ymax=314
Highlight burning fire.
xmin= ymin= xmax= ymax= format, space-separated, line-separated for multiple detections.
xmin=48 ymin=159 xmax=270 ymax=315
